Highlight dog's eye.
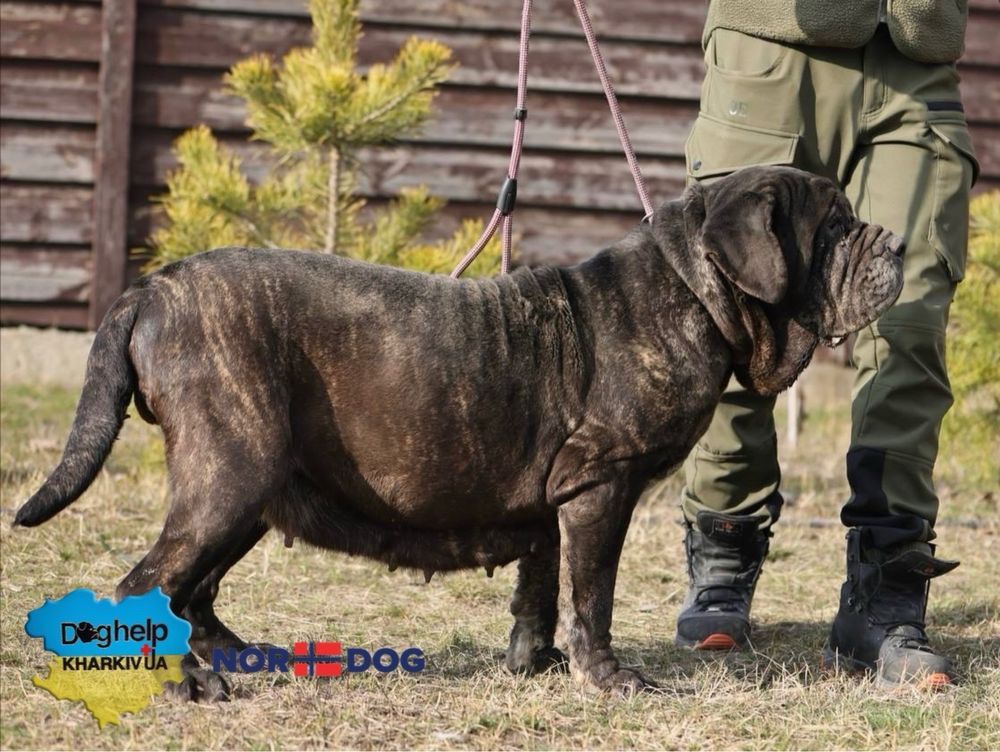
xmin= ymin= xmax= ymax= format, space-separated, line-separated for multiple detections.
xmin=826 ymin=215 xmax=850 ymax=240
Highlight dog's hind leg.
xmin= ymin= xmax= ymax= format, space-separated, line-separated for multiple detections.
xmin=183 ymin=519 xmax=270 ymax=663
xmin=115 ymin=415 xmax=289 ymax=701
xmin=504 ymin=533 xmax=567 ymax=675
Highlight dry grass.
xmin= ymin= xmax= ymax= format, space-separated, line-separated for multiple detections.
xmin=1 ymin=328 xmax=998 ymax=750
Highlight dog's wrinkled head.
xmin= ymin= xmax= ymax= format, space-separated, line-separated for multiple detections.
xmin=681 ymin=165 xmax=904 ymax=396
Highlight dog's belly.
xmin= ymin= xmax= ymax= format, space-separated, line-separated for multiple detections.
xmin=264 ymin=471 xmax=556 ymax=573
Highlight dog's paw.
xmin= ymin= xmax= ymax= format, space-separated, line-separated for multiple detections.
xmin=530 ymin=646 xmax=569 ymax=674
xmin=606 ymin=668 xmax=658 ymax=697
xmin=505 ymin=642 xmax=569 ymax=676
xmin=164 ymin=667 xmax=230 ymax=702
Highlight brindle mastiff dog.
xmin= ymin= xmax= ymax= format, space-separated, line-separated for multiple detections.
xmin=15 ymin=166 xmax=903 ymax=697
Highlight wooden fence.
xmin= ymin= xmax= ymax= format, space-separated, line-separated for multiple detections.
xmin=2 ymin=0 xmax=999 ymax=329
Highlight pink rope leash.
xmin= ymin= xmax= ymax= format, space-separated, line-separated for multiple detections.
xmin=450 ymin=0 xmax=532 ymax=278
xmin=572 ymin=0 xmax=655 ymax=222
xmin=450 ymin=0 xmax=653 ymax=278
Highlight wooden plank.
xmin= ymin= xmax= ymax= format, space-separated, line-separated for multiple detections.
xmin=89 ymin=0 xmax=137 ymax=328
xmin=127 ymin=124 xmax=997 ymax=200
xmin=363 ymin=0 xmax=709 ymax=45
xmin=136 ymin=0 xmax=1000 ymax=67
xmin=0 ymin=245 xmax=92 ymax=302
xmin=963 ymin=7 xmax=1000 ymax=68
xmin=0 ymin=301 xmax=89 ymax=329
xmin=128 ymin=70 xmax=699 ymax=154
xmin=129 ymin=8 xmax=708 ymax=101
xmin=131 ymin=9 xmax=1000 ymax=113
xmin=137 ymin=0 xmax=1000 ymax=63
xmin=138 ymin=0 xmax=710 ymax=45
xmin=377 ymin=89 xmax=697 ymax=156
xmin=0 ymin=123 xmax=96 ymax=182
xmin=0 ymin=184 xmax=93 ymax=244
xmin=960 ymin=67 xmax=1000 ymax=124
xmin=131 ymin=65 xmax=246 ymax=130
xmin=970 ymin=125 xmax=1000 ymax=185
xmin=129 ymin=167 xmax=1000 ymax=272
xmin=128 ymin=131 xmax=687 ymax=211
xmin=0 ymin=2 xmax=102 ymax=62
xmin=0 ymin=61 xmax=99 ymax=124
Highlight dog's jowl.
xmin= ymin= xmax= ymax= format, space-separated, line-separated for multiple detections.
xmin=15 ymin=166 xmax=904 ymax=697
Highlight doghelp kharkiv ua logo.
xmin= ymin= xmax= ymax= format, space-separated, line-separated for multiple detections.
xmin=24 ymin=588 xmax=190 ymax=727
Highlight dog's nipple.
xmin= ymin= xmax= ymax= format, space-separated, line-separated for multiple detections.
xmin=423 ymin=569 xmax=435 ymax=584
xmin=485 ymin=566 xmax=495 ymax=578
xmin=284 ymin=533 xmax=295 ymax=548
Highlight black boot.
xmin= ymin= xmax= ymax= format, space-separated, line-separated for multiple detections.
xmin=675 ymin=510 xmax=772 ymax=649
xmin=824 ymin=528 xmax=960 ymax=688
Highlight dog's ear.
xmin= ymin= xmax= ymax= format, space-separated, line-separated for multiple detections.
xmin=682 ymin=182 xmax=707 ymax=242
xmin=701 ymin=190 xmax=788 ymax=305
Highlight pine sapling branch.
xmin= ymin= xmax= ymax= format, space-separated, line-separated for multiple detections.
xmin=350 ymin=66 xmax=449 ymax=139
xmin=324 ymin=146 xmax=341 ymax=253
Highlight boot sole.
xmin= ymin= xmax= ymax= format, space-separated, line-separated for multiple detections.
xmin=822 ymin=647 xmax=954 ymax=690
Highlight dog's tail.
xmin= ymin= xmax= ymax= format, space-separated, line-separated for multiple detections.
xmin=13 ymin=289 xmax=143 ymax=527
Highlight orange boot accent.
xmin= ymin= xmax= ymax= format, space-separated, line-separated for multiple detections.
xmin=695 ymin=633 xmax=737 ymax=650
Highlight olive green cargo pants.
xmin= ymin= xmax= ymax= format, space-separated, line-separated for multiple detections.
xmin=681 ymin=26 xmax=979 ymax=549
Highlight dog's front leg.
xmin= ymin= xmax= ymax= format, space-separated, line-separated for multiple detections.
xmin=505 ymin=530 xmax=567 ymax=675
xmin=556 ymin=482 xmax=655 ymax=695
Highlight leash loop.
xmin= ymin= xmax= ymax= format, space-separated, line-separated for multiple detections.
xmin=450 ymin=0 xmax=532 ymax=278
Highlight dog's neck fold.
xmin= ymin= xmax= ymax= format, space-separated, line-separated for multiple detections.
xmin=730 ymin=292 xmax=819 ymax=395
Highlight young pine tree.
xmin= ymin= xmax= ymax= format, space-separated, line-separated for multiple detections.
xmin=144 ymin=0 xmax=499 ymax=275
xmin=939 ymin=191 xmax=1000 ymax=488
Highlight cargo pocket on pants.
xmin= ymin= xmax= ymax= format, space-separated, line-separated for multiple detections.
xmin=926 ymin=120 xmax=979 ymax=282
xmin=685 ymin=114 xmax=800 ymax=181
